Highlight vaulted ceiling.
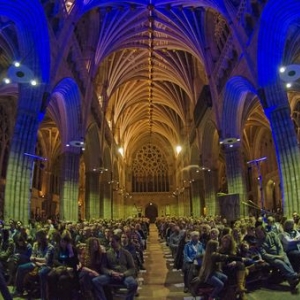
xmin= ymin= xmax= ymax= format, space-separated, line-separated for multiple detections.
xmin=75 ymin=1 xmax=216 ymax=158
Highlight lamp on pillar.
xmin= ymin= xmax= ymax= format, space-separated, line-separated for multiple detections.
xmin=279 ymin=64 xmax=300 ymax=89
xmin=219 ymin=137 xmax=241 ymax=148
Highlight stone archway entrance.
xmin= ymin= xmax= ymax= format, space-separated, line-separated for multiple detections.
xmin=145 ymin=203 xmax=158 ymax=223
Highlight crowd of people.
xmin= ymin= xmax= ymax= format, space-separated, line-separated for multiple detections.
xmin=157 ymin=212 xmax=300 ymax=300
xmin=0 ymin=218 xmax=149 ymax=300
xmin=0 ymin=212 xmax=300 ymax=300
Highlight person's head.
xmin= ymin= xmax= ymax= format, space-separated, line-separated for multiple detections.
xmin=283 ymin=219 xmax=295 ymax=232
xmin=205 ymin=239 xmax=219 ymax=256
xmin=87 ymin=237 xmax=102 ymax=255
xmin=16 ymin=220 xmax=22 ymax=229
xmin=60 ymin=233 xmax=72 ymax=248
xmin=255 ymin=225 xmax=266 ymax=240
xmin=35 ymin=229 xmax=48 ymax=246
xmin=121 ymin=232 xmax=129 ymax=246
xmin=110 ymin=234 xmax=121 ymax=250
xmin=210 ymin=228 xmax=220 ymax=240
xmin=220 ymin=234 xmax=236 ymax=254
xmin=246 ymin=224 xmax=256 ymax=236
xmin=104 ymin=228 xmax=112 ymax=238
xmin=240 ymin=241 xmax=250 ymax=253
xmin=173 ymin=225 xmax=180 ymax=233
xmin=190 ymin=231 xmax=200 ymax=243
xmin=9 ymin=219 xmax=15 ymax=228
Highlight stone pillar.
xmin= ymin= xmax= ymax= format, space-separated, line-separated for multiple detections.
xmin=223 ymin=146 xmax=248 ymax=217
xmin=4 ymin=87 xmax=45 ymax=223
xmin=204 ymin=169 xmax=219 ymax=216
xmin=266 ymin=105 xmax=300 ymax=216
xmin=100 ymin=172 xmax=111 ymax=219
xmin=191 ymin=180 xmax=201 ymax=217
xmin=85 ymin=171 xmax=100 ymax=220
xmin=59 ymin=151 xmax=80 ymax=222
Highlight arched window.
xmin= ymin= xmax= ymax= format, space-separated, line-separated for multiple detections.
xmin=132 ymin=144 xmax=169 ymax=192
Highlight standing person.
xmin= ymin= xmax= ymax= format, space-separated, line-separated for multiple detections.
xmin=182 ymin=231 xmax=205 ymax=293
xmin=92 ymin=235 xmax=138 ymax=300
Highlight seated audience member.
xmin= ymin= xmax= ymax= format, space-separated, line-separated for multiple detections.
xmin=120 ymin=233 xmax=140 ymax=274
xmin=209 ymin=228 xmax=220 ymax=242
xmin=99 ymin=228 xmax=112 ymax=250
xmin=196 ymin=239 xmax=246 ymax=300
xmin=6 ymin=233 xmax=32 ymax=285
xmin=265 ymin=216 xmax=282 ymax=234
xmin=92 ymin=234 xmax=138 ymax=300
xmin=243 ymin=225 xmax=258 ymax=247
xmin=256 ymin=225 xmax=300 ymax=289
xmin=0 ymin=263 xmax=12 ymax=300
xmin=199 ymin=224 xmax=211 ymax=249
xmin=238 ymin=241 xmax=269 ymax=275
xmin=47 ymin=233 xmax=78 ymax=300
xmin=183 ymin=231 xmax=205 ymax=293
xmin=78 ymin=237 xmax=107 ymax=300
xmin=0 ymin=229 xmax=15 ymax=268
xmin=13 ymin=229 xmax=54 ymax=299
xmin=279 ymin=219 xmax=300 ymax=273
xmin=169 ymin=225 xmax=181 ymax=258
xmin=219 ymin=234 xmax=247 ymax=299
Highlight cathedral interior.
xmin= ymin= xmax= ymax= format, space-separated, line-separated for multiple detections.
xmin=0 ymin=0 xmax=300 ymax=224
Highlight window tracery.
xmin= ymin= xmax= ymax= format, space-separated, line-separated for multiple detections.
xmin=132 ymin=144 xmax=169 ymax=192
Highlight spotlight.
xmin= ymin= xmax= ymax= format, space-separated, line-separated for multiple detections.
xmin=286 ymin=83 xmax=292 ymax=88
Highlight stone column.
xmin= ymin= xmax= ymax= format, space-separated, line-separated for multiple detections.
xmin=85 ymin=171 xmax=100 ymax=220
xmin=59 ymin=151 xmax=80 ymax=222
xmin=223 ymin=146 xmax=248 ymax=217
xmin=100 ymin=172 xmax=111 ymax=219
xmin=204 ymin=169 xmax=219 ymax=216
xmin=4 ymin=87 xmax=45 ymax=223
xmin=266 ymin=105 xmax=300 ymax=216
xmin=191 ymin=180 xmax=201 ymax=217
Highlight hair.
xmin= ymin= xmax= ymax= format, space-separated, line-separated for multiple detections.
xmin=84 ymin=237 xmax=103 ymax=268
xmin=35 ymin=229 xmax=48 ymax=249
xmin=219 ymin=234 xmax=237 ymax=255
xmin=111 ymin=234 xmax=121 ymax=243
xmin=199 ymin=239 xmax=219 ymax=282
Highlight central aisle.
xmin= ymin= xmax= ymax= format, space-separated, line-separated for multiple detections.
xmin=137 ymin=223 xmax=188 ymax=300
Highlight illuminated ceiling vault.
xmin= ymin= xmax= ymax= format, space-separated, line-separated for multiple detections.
xmin=80 ymin=1 xmax=210 ymax=156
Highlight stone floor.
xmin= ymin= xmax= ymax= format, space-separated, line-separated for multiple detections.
xmin=7 ymin=223 xmax=300 ymax=300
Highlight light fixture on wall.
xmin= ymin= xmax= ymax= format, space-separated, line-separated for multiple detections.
xmin=66 ymin=137 xmax=85 ymax=151
xmin=220 ymin=137 xmax=240 ymax=148
xmin=3 ymin=61 xmax=38 ymax=86
xmin=92 ymin=167 xmax=108 ymax=174
xmin=279 ymin=64 xmax=300 ymax=89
